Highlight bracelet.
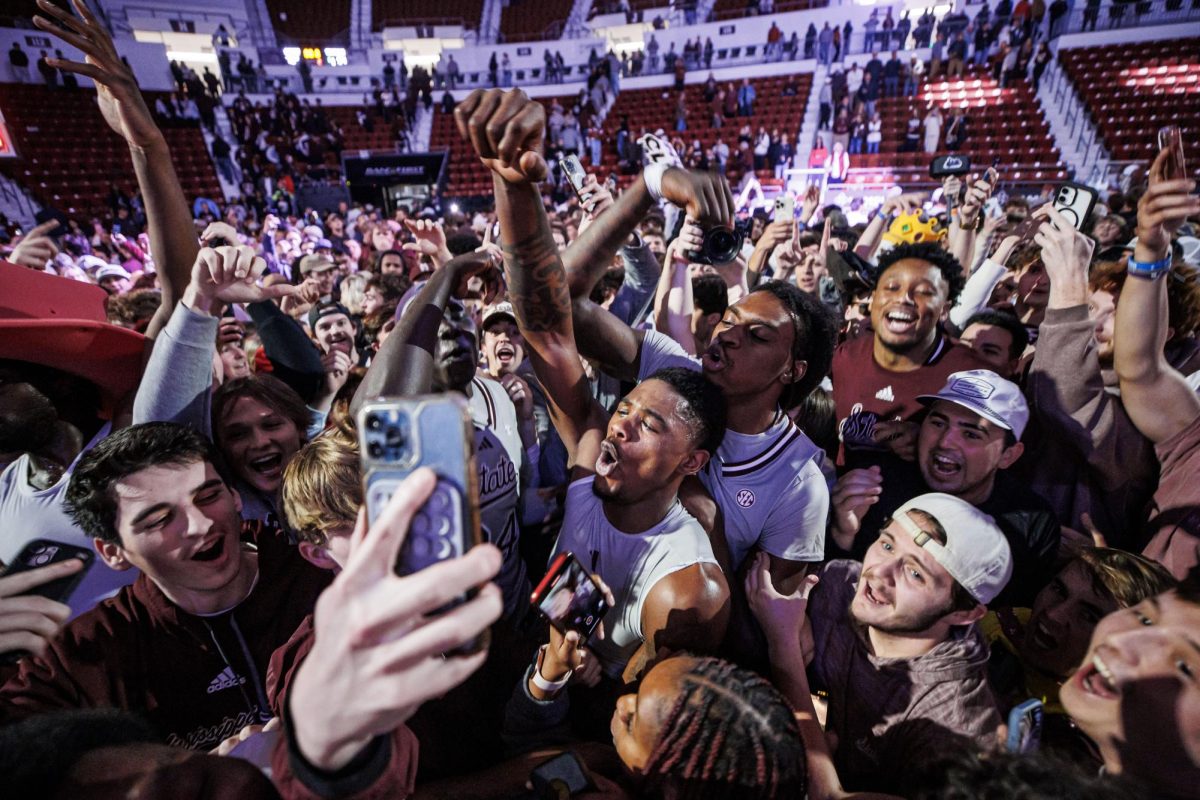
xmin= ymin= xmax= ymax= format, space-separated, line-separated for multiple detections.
xmin=875 ymin=208 xmax=893 ymax=224
xmin=1127 ymin=254 xmax=1171 ymax=279
xmin=531 ymin=645 xmax=572 ymax=693
xmin=643 ymin=162 xmax=669 ymax=202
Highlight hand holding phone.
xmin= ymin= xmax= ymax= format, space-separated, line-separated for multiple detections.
xmin=0 ymin=544 xmax=90 ymax=661
xmin=559 ymin=154 xmax=590 ymax=200
xmin=359 ymin=396 xmax=488 ymax=652
xmin=530 ymin=555 xmax=614 ymax=691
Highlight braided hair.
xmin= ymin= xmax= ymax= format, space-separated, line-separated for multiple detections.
xmin=640 ymin=656 xmax=807 ymax=799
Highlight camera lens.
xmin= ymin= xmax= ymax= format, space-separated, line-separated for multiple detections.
xmin=367 ymin=414 xmax=382 ymax=431
xmin=705 ymin=227 xmax=744 ymax=264
xmin=368 ymin=442 xmax=383 ymax=459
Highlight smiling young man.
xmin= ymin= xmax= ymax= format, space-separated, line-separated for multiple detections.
xmin=307 ymin=299 xmax=358 ymax=364
xmin=455 ymin=88 xmax=731 ymax=683
xmin=831 ymin=242 xmax=985 ymax=468
xmin=767 ymin=492 xmax=1012 ymax=794
xmin=0 ymin=422 xmax=330 ymax=751
xmin=830 ymin=369 xmax=1060 ymax=606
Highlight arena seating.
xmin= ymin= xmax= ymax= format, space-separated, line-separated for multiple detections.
xmin=327 ymin=105 xmax=409 ymax=152
xmin=852 ymin=65 xmax=1066 ymax=188
xmin=710 ymin=0 xmax=829 ymax=20
xmin=264 ymin=0 xmax=352 ymax=45
xmin=371 ymin=0 xmax=484 ymax=31
xmin=0 ymin=84 xmax=222 ymax=216
xmin=1059 ymin=37 xmax=1199 ymax=169
xmin=433 ymin=74 xmax=813 ymax=196
xmin=499 ymin=0 xmax=575 ymax=41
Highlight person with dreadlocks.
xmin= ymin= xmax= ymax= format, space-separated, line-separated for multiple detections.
xmin=502 ymin=616 xmax=808 ymax=798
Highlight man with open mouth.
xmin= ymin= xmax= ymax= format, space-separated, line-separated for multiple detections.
xmin=457 ymin=88 xmax=732 ymax=684
xmin=829 ymin=369 xmax=1060 ymax=607
xmin=0 ymin=422 xmax=329 ymax=758
xmin=754 ymin=492 xmax=1013 ymax=795
xmin=830 ymin=241 xmax=987 ymax=469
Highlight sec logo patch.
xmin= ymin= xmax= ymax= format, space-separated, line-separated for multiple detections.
xmin=736 ymin=489 xmax=755 ymax=508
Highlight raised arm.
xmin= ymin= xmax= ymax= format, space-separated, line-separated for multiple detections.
xmin=37 ymin=0 xmax=196 ymax=338
xmin=349 ymin=251 xmax=496 ymax=418
xmin=1114 ymin=150 xmax=1200 ymax=444
xmin=455 ymin=89 xmax=607 ymax=468
xmin=563 ymin=167 xmax=736 ymax=381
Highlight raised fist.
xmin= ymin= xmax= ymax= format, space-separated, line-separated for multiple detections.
xmin=454 ymin=89 xmax=549 ymax=185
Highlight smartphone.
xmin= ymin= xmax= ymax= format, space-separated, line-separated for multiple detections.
xmin=1013 ymin=181 xmax=1099 ymax=246
xmin=529 ymin=751 xmax=592 ymax=799
xmin=1159 ymin=124 xmax=1187 ymax=181
xmin=358 ymin=396 xmax=486 ymax=649
xmin=1006 ymin=698 xmax=1044 ymax=754
xmin=1053 ymin=182 xmax=1099 ymax=230
xmin=34 ymin=208 xmax=68 ymax=241
xmin=1 ymin=540 xmax=94 ymax=604
xmin=773 ymin=193 xmax=795 ymax=222
xmin=559 ymin=154 xmax=589 ymax=199
xmin=929 ymin=154 xmax=972 ymax=179
xmin=530 ymin=552 xmax=609 ymax=640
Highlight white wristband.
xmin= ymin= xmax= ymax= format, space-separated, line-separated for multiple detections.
xmin=531 ymin=645 xmax=572 ymax=693
xmin=643 ymin=163 xmax=669 ymax=202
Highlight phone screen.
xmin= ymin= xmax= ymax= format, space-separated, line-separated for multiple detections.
xmin=532 ymin=553 xmax=609 ymax=639
xmin=1158 ymin=125 xmax=1187 ymax=181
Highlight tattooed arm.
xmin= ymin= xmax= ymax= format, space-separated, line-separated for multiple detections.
xmin=455 ymin=89 xmax=608 ymax=471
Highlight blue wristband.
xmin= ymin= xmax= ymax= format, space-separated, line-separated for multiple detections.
xmin=1127 ymin=254 xmax=1171 ymax=279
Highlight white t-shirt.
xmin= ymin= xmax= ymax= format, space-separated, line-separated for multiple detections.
xmin=0 ymin=423 xmax=139 ymax=619
xmin=553 ymin=478 xmax=718 ymax=678
xmin=637 ymin=329 xmax=829 ymax=570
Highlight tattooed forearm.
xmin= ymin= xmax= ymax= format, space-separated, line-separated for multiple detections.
xmin=503 ymin=231 xmax=572 ymax=334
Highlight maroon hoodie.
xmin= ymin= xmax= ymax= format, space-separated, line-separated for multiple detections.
xmin=0 ymin=523 xmax=330 ymax=752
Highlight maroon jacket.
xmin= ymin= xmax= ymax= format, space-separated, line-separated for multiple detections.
xmin=267 ymin=614 xmax=419 ymax=800
xmin=0 ymin=523 xmax=330 ymax=751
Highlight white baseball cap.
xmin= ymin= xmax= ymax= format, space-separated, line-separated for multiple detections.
xmin=918 ymin=369 xmax=1029 ymax=439
xmin=893 ymin=493 xmax=1013 ymax=605
xmin=77 ymin=254 xmax=110 ymax=272
xmin=95 ymin=264 xmax=131 ymax=282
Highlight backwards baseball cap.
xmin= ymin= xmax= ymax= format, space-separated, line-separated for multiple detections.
xmin=892 ymin=493 xmax=1013 ymax=605
xmin=918 ymin=369 xmax=1029 ymax=439
xmin=308 ymin=299 xmax=352 ymax=331
xmin=481 ymin=301 xmax=516 ymax=329
xmin=299 ymin=254 xmax=337 ymax=275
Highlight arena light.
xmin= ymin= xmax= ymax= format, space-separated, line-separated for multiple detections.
xmin=283 ymin=47 xmax=301 ymax=66
xmin=324 ymin=48 xmax=348 ymax=67
xmin=449 ymin=203 xmax=460 ymax=213
xmin=165 ymin=50 xmax=217 ymax=63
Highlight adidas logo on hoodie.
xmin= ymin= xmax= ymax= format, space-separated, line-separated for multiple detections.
xmin=206 ymin=666 xmax=247 ymax=694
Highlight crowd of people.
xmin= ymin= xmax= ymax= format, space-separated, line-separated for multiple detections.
xmin=1 ymin=1 xmax=1200 ymax=799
